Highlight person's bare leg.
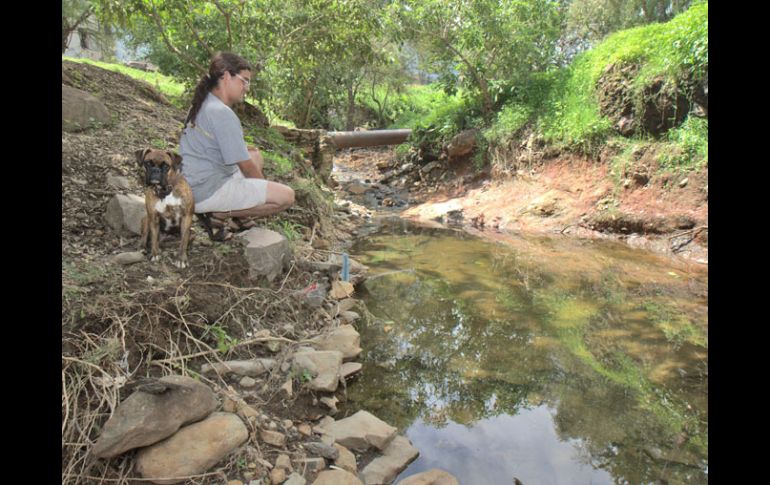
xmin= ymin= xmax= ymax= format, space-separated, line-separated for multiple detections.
xmin=211 ymin=181 xmax=294 ymax=220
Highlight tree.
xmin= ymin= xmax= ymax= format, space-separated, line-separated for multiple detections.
xmin=565 ymin=0 xmax=694 ymax=45
xmin=63 ymin=0 xmax=96 ymax=54
xmin=392 ymin=0 xmax=565 ymax=117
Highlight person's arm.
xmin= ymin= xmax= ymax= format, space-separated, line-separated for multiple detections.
xmin=237 ymin=158 xmax=263 ymax=178
xmin=237 ymin=147 xmax=265 ymax=179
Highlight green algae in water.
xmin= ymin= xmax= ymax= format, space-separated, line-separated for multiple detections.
xmin=349 ymin=220 xmax=707 ymax=484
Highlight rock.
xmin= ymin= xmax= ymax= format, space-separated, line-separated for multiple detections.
xmin=260 ymin=429 xmax=287 ymax=447
xmin=325 ymin=410 xmax=397 ymax=452
xmin=360 ymin=436 xmax=420 ymax=485
xmin=294 ymin=457 xmax=326 ymax=473
xmin=341 ymin=362 xmax=363 ymax=379
xmin=270 ymin=468 xmax=287 ymax=485
xmin=312 ymin=469 xmax=363 ymax=485
xmin=292 ymin=350 xmax=343 ymax=392
xmin=446 ymin=129 xmax=478 ymax=159
xmin=319 ymin=396 xmax=338 ymax=414
xmin=105 ymin=194 xmax=145 ymax=236
xmin=237 ymin=404 xmax=260 ymax=421
xmin=135 ymin=412 xmax=248 ymax=484
xmin=421 ymin=161 xmax=442 ymax=174
xmin=106 ymin=175 xmax=132 ymax=190
xmin=298 ymin=423 xmax=312 ymax=436
xmin=333 ymin=443 xmax=357 ymax=474
xmin=280 ymin=379 xmax=293 ymax=397
xmin=679 ymin=177 xmax=689 ymax=188
xmin=92 ymin=375 xmax=217 ymax=458
xmin=62 ymin=84 xmax=111 ymax=132
xmin=111 ymin=251 xmax=146 ymax=265
xmin=201 ymin=359 xmax=276 ymax=377
xmin=339 ymin=311 xmax=361 ymax=324
xmin=616 ymin=116 xmax=635 ymax=136
xmin=284 ymin=473 xmax=307 ymax=485
xmin=347 ymin=181 xmax=370 ymax=194
xmin=240 ymin=376 xmax=257 ymax=387
xmin=329 ymin=281 xmax=355 ymax=299
xmin=312 ymin=238 xmax=331 ymax=250
xmin=397 ymin=468 xmax=459 ymax=485
xmin=239 ymin=228 xmax=292 ymax=282
xmin=310 ymin=325 xmax=362 ymax=360
xmin=337 ymin=299 xmax=359 ymax=313
xmin=276 ymin=454 xmax=293 ymax=471
xmin=303 ymin=441 xmax=340 ymax=460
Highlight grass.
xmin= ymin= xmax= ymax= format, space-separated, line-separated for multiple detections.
xmin=62 ymin=56 xmax=187 ymax=100
xmin=393 ymin=2 xmax=708 ymax=168
xmin=537 ymin=2 xmax=707 ymax=151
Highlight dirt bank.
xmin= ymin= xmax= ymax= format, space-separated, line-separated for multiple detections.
xmin=334 ymin=147 xmax=708 ymax=266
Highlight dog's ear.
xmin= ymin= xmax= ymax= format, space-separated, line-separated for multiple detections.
xmin=168 ymin=151 xmax=183 ymax=168
xmin=135 ymin=148 xmax=151 ymax=166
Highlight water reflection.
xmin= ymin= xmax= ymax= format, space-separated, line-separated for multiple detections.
xmin=347 ymin=218 xmax=707 ymax=484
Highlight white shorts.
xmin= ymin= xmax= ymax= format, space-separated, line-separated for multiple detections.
xmin=194 ymin=171 xmax=268 ymax=213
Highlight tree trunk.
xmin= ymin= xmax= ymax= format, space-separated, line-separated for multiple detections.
xmin=346 ymin=82 xmax=355 ymax=131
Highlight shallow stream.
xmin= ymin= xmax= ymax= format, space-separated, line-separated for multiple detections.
xmin=345 ymin=217 xmax=708 ymax=485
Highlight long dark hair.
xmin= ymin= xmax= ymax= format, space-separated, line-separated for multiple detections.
xmin=184 ymin=52 xmax=251 ymax=127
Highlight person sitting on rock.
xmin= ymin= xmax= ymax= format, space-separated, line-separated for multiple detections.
xmin=179 ymin=52 xmax=295 ymax=241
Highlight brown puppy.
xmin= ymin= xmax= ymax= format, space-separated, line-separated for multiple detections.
xmin=136 ymin=148 xmax=194 ymax=268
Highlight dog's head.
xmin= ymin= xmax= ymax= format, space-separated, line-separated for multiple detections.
xmin=135 ymin=148 xmax=183 ymax=190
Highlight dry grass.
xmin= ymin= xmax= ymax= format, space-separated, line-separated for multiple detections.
xmin=61 ymin=244 xmax=343 ymax=484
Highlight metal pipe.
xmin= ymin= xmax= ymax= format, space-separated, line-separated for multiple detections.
xmin=327 ymin=129 xmax=412 ymax=148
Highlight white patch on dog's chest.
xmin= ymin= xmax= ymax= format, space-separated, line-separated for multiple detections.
xmin=155 ymin=193 xmax=183 ymax=228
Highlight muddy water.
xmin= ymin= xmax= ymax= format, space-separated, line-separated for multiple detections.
xmin=346 ymin=217 xmax=708 ymax=485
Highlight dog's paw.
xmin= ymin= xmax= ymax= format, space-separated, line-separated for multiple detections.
xmin=150 ymin=255 xmax=162 ymax=263
xmin=173 ymin=259 xmax=189 ymax=269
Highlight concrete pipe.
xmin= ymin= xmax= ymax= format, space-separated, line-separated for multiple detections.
xmin=327 ymin=129 xmax=412 ymax=149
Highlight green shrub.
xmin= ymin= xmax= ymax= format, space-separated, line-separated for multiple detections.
xmin=659 ymin=117 xmax=708 ymax=171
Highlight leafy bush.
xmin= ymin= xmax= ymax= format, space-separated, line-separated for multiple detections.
xmin=659 ymin=117 xmax=708 ymax=171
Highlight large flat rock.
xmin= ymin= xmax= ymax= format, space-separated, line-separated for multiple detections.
xmin=292 ymin=350 xmax=343 ymax=392
xmin=200 ymin=358 xmax=276 ymax=377
xmin=135 ymin=412 xmax=248 ymax=484
xmin=361 ymin=436 xmax=420 ymax=485
xmin=396 ymin=469 xmax=459 ymax=485
xmin=311 ymin=469 xmax=363 ymax=485
xmin=62 ymin=84 xmax=111 ymax=132
xmin=105 ymin=194 xmax=145 ymax=236
xmin=92 ymin=375 xmax=217 ymax=458
xmin=310 ymin=325 xmax=362 ymax=360
xmin=324 ymin=410 xmax=397 ymax=452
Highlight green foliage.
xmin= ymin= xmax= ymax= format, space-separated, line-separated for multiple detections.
xmin=642 ymin=300 xmax=707 ymax=349
xmin=393 ymin=0 xmax=564 ymax=116
xmin=537 ymin=2 xmax=707 ymax=152
xmin=62 ymin=56 xmax=186 ymax=100
xmin=483 ymin=103 xmax=533 ymax=144
xmin=208 ymin=325 xmax=239 ymax=354
xmin=659 ymin=117 xmax=708 ymax=171
xmin=262 ymin=151 xmax=294 ymax=177
xmin=566 ymin=0 xmax=696 ymax=45
xmin=269 ymin=220 xmax=303 ymax=243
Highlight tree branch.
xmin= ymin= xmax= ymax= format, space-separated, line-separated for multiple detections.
xmin=211 ymin=0 xmax=233 ymax=51
xmin=146 ymin=1 xmax=207 ymax=75
xmin=184 ymin=1 xmax=215 ymax=56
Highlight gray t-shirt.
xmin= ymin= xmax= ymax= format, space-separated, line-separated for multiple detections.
xmin=179 ymin=93 xmax=250 ymax=202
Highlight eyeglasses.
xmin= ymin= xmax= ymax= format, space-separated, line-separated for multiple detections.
xmin=234 ymin=73 xmax=251 ymax=88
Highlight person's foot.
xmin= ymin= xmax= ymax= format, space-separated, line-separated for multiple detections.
xmin=197 ymin=213 xmax=233 ymax=242
xmin=228 ymin=217 xmax=257 ymax=232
